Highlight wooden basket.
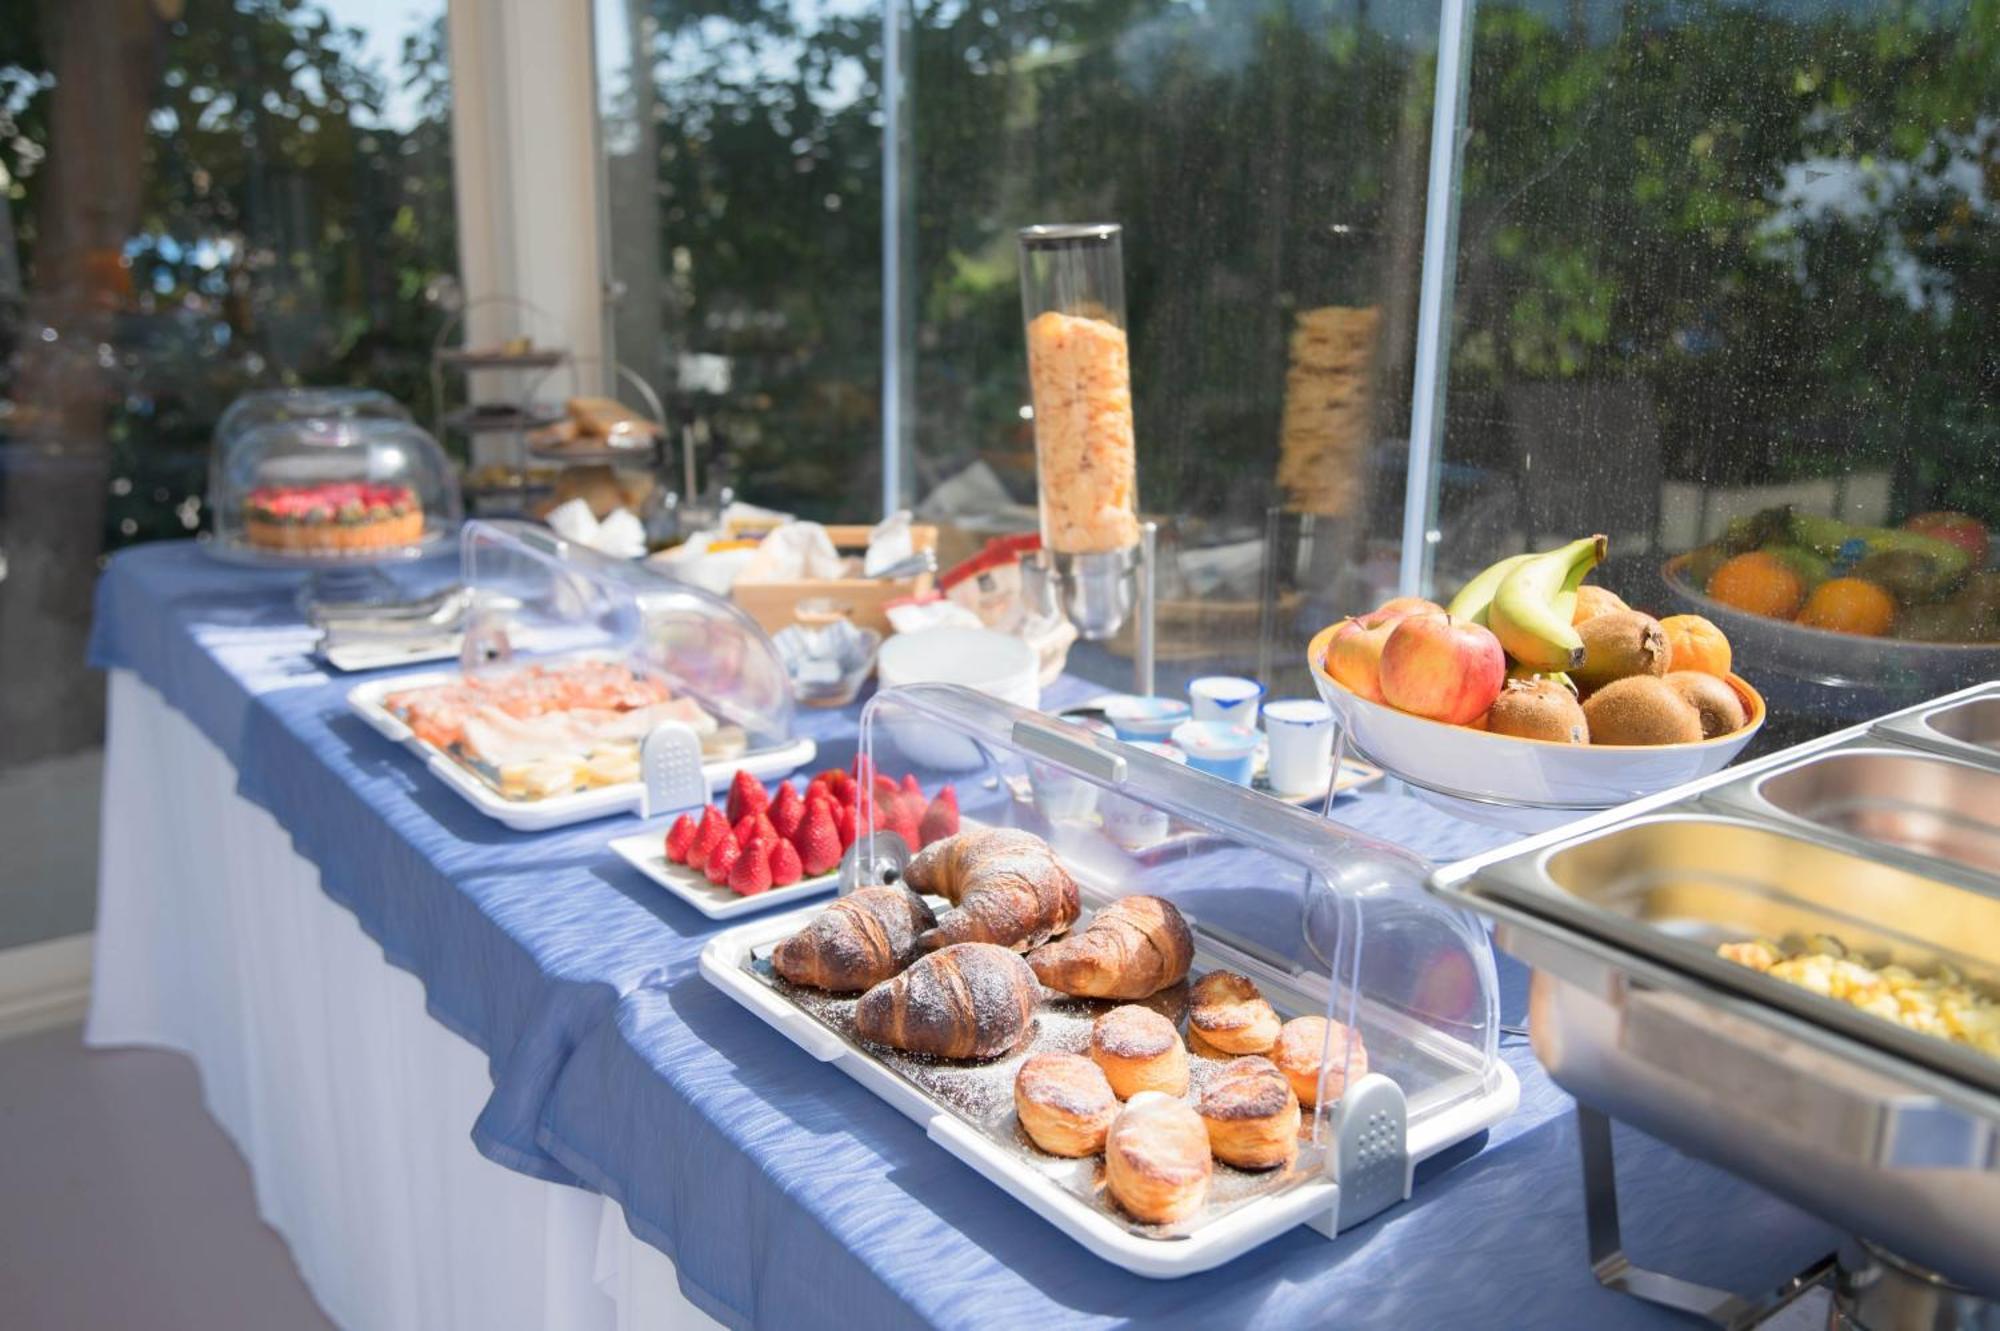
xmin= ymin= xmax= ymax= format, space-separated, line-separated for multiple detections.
xmin=730 ymin=524 xmax=938 ymax=635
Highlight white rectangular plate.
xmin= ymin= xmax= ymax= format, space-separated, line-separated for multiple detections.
xmin=698 ymin=896 xmax=1519 ymax=1278
xmin=609 ymin=830 xmax=839 ymax=919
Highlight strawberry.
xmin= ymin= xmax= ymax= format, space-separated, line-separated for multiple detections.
xmin=733 ymin=811 xmax=777 ymax=850
xmin=704 ymin=831 xmax=742 ymax=885
xmin=794 ymin=801 xmax=843 ymax=877
xmin=884 ymin=809 xmax=923 ymax=852
xmin=664 ymin=812 xmax=698 ymax=864
xmin=685 ymin=806 xmax=731 ymax=868
xmin=725 ymin=770 xmax=769 ymax=825
xmin=895 ymin=789 xmax=928 ymax=831
xmin=832 ymin=801 xmax=856 ymax=850
xmin=917 ymin=791 xmax=960 ymax=848
xmin=769 ymin=782 xmax=806 ymax=840
xmin=901 ymin=773 xmax=923 ymax=800
xmin=850 ymin=754 xmax=876 ymax=789
xmin=872 ymin=773 xmax=902 ymax=808
xmin=768 ymin=837 xmax=804 ymax=886
xmin=728 ymin=838 xmax=774 ymax=896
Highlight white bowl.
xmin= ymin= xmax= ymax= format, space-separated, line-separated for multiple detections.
xmin=1306 ymin=623 xmax=1765 ymax=830
xmin=878 ymin=627 xmax=1040 ymax=770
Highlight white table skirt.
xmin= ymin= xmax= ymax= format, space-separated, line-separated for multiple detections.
xmin=87 ymin=669 xmax=721 ymax=1331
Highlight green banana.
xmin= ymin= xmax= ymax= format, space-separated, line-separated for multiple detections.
xmin=1446 ymin=552 xmax=1537 ymax=625
xmin=1506 ymin=663 xmax=1578 ymax=697
xmin=1489 ymin=535 xmax=1609 ymax=670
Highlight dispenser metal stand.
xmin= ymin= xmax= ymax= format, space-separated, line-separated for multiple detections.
xmin=1030 ymin=520 xmax=1158 ymax=696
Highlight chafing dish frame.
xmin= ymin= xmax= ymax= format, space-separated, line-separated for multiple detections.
xmin=1429 ymin=678 xmax=2000 ymax=1308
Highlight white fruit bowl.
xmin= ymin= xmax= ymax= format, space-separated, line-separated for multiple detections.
xmin=1305 ymin=623 xmax=1765 ymax=832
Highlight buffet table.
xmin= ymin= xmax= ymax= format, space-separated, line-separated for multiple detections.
xmin=86 ymin=541 xmax=1838 ymax=1330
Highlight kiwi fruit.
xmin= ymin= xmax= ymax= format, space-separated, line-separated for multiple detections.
xmin=1486 ymin=678 xmax=1589 ymax=744
xmin=1665 ymin=671 xmax=1746 ymax=738
xmin=1571 ymin=584 xmax=1629 ymax=625
xmin=1582 ymin=676 xmax=1705 ymax=746
xmin=1572 ymin=610 xmax=1671 ymax=693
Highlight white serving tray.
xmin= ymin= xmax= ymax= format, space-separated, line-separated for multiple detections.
xmin=347 ymin=667 xmax=816 ymax=832
xmin=698 ymin=894 xmax=1519 ymax=1278
xmin=609 ymin=829 xmax=839 ymax=919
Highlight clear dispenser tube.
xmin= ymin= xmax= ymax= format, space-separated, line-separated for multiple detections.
xmin=1018 ymin=224 xmax=1140 ymax=557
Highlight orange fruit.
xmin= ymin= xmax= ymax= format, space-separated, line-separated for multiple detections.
xmin=1796 ymin=578 xmax=1896 ymax=636
xmin=1659 ymin=614 xmax=1732 ymax=677
xmin=1706 ymin=552 xmax=1805 ymax=619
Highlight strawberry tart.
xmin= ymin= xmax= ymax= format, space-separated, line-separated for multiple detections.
xmin=243 ymin=481 xmax=424 ymax=553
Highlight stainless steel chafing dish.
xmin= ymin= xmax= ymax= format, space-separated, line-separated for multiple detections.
xmin=1431 ymin=680 xmax=2000 ymax=1325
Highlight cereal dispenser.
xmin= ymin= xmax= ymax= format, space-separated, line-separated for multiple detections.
xmin=1018 ymin=223 xmax=1158 ymax=692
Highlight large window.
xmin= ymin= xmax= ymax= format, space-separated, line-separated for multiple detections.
xmin=1438 ymin=0 xmax=1998 ymax=740
xmin=0 ymin=0 xmax=456 ymax=948
xmin=596 ymin=0 xmax=885 ymax=521
xmin=902 ymin=0 xmax=1450 ymax=689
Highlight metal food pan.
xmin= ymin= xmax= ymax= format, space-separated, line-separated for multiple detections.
xmin=1701 ymin=743 xmax=2000 ymax=888
xmin=1874 ymin=686 xmax=2000 ymax=772
xmin=1474 ymin=813 xmax=2000 ymax=1096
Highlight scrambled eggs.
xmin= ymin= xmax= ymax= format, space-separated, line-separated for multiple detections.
xmin=1719 ymin=936 xmax=2000 ymax=1058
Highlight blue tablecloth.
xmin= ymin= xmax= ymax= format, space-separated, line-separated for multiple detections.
xmin=89 ymin=541 xmax=1838 ymax=1330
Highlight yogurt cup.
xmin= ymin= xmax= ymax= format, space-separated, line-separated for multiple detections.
xmin=1030 ymin=716 xmax=1113 ymax=822
xmin=1188 ymin=675 xmax=1264 ymax=729
xmin=1101 ymin=694 xmax=1192 ymax=742
xmin=1171 ymin=720 xmax=1260 ymax=786
xmin=1262 ymin=698 xmax=1337 ymax=795
xmin=1101 ymin=741 xmax=1187 ymax=848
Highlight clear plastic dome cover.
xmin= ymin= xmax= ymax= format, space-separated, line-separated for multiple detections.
xmin=213 ymin=386 xmax=412 ymax=447
xmin=460 ymin=519 xmax=795 ymax=746
xmin=208 ymin=413 xmax=461 ymax=563
xmin=852 ymin=683 xmax=1505 ymax=1142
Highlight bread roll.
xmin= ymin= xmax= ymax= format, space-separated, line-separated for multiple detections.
xmin=1105 ymin=1092 xmax=1212 ymax=1225
xmin=1013 ymin=1052 xmax=1117 ymax=1157
xmin=1187 ymin=971 xmax=1281 ymax=1055
xmin=1089 ymin=1004 xmax=1189 ymax=1100
xmin=1197 ymin=1057 xmax=1300 ymax=1170
xmin=1271 ymin=1015 xmax=1368 ymax=1108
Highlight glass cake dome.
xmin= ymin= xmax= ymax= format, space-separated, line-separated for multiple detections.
xmin=207 ymin=413 xmax=462 ymax=565
xmin=213 ymin=386 xmax=412 ymax=447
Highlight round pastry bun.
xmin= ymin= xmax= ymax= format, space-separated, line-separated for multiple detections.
xmin=1187 ymin=970 xmax=1281 ymax=1055
xmin=1196 ymin=1056 xmax=1300 ymax=1170
xmin=1090 ymin=1004 xmax=1189 ymax=1100
xmin=1014 ymin=1052 xmax=1117 ymax=1158
xmin=1271 ymin=1015 xmax=1368 ymax=1108
xmin=1104 ymin=1092 xmax=1213 ymax=1225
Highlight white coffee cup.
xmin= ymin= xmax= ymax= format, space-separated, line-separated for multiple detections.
xmin=1188 ymin=675 xmax=1264 ymax=729
xmin=1262 ymin=699 xmax=1337 ymax=795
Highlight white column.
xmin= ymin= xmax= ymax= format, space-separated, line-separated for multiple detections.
xmin=447 ymin=0 xmax=605 ymax=377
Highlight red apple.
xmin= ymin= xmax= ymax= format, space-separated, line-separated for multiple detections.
xmin=1324 ymin=599 xmax=1443 ymax=703
xmin=1904 ymin=512 xmax=1990 ymax=569
xmin=1378 ymin=613 xmax=1506 ymax=726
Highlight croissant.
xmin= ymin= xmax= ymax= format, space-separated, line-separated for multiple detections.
xmin=771 ymin=886 xmax=937 ymax=993
xmin=853 ymin=942 xmax=1039 ymax=1060
xmin=905 ymin=828 xmax=1080 ymax=953
xmin=1027 ymin=895 xmax=1192 ymax=1000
